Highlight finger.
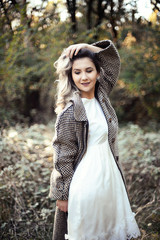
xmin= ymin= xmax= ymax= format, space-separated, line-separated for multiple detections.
xmin=65 ymin=46 xmax=72 ymax=57
xmin=57 ymin=205 xmax=60 ymax=210
xmin=74 ymin=46 xmax=81 ymax=56
xmin=62 ymin=206 xmax=66 ymax=212
xmin=60 ymin=207 xmax=65 ymax=212
xmin=65 ymin=48 xmax=71 ymax=58
xmin=70 ymin=47 xmax=76 ymax=59
xmin=74 ymin=44 xmax=87 ymax=55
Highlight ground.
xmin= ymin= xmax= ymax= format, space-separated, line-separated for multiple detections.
xmin=0 ymin=122 xmax=160 ymax=239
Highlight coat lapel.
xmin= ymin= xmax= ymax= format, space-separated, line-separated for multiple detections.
xmin=71 ymin=93 xmax=88 ymax=122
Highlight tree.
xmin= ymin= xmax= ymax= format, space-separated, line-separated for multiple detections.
xmin=82 ymin=0 xmax=128 ymax=40
xmin=86 ymin=0 xmax=94 ymax=30
xmin=0 ymin=0 xmax=59 ymax=120
xmin=66 ymin=0 xmax=77 ymax=32
xmin=120 ymin=25 xmax=160 ymax=121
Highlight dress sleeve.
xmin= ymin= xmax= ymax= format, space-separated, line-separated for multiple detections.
xmin=49 ymin=108 xmax=78 ymax=200
xmin=93 ymin=40 xmax=120 ymax=95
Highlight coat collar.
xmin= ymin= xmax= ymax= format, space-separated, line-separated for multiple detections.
xmin=71 ymin=93 xmax=88 ymax=122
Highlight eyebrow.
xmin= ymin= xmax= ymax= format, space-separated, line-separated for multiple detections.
xmin=73 ymin=67 xmax=94 ymax=71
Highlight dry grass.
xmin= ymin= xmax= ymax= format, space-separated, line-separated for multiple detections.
xmin=0 ymin=122 xmax=159 ymax=239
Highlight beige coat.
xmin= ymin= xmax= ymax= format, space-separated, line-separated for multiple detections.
xmin=49 ymin=40 xmax=125 ymax=240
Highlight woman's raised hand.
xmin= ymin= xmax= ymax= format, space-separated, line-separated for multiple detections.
xmin=65 ymin=43 xmax=89 ymax=59
xmin=65 ymin=43 xmax=102 ymax=59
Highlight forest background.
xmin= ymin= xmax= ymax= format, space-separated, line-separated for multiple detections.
xmin=0 ymin=0 xmax=160 ymax=239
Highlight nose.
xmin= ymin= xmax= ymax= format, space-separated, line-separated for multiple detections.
xmin=81 ymin=71 xmax=87 ymax=81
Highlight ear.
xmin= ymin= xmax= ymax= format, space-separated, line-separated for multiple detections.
xmin=97 ymin=72 xmax=100 ymax=80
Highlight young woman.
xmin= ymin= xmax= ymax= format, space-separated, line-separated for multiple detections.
xmin=49 ymin=40 xmax=141 ymax=240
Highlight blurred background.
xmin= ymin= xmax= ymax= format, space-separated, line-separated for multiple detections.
xmin=0 ymin=0 xmax=160 ymax=239
xmin=0 ymin=0 xmax=160 ymax=125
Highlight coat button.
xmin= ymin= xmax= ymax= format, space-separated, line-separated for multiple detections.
xmin=102 ymin=98 xmax=105 ymax=103
xmin=109 ymin=118 xmax=112 ymax=123
xmin=112 ymin=138 xmax=115 ymax=143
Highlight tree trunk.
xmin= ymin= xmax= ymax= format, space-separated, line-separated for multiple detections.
xmin=96 ymin=0 xmax=103 ymax=26
xmin=95 ymin=0 xmax=109 ymax=27
xmin=110 ymin=0 xmax=118 ymax=41
xmin=86 ymin=0 xmax=94 ymax=30
xmin=66 ymin=0 xmax=77 ymax=32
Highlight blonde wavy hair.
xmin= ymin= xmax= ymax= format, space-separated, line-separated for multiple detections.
xmin=54 ymin=50 xmax=80 ymax=114
xmin=54 ymin=48 xmax=100 ymax=114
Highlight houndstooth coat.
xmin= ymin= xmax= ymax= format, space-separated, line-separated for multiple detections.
xmin=49 ymin=40 xmax=125 ymax=240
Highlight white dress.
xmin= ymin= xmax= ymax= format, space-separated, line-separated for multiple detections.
xmin=65 ymin=97 xmax=141 ymax=240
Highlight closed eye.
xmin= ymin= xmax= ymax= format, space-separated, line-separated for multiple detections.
xmin=73 ymin=68 xmax=93 ymax=74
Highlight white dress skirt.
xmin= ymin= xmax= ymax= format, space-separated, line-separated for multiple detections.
xmin=65 ymin=97 xmax=141 ymax=240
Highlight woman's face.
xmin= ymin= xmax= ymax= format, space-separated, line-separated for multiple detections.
xmin=72 ymin=57 xmax=99 ymax=99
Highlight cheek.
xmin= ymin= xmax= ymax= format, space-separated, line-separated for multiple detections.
xmin=72 ymin=74 xmax=79 ymax=84
xmin=92 ymin=73 xmax=98 ymax=82
xmin=71 ymin=76 xmax=79 ymax=89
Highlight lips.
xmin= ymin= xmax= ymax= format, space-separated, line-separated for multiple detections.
xmin=81 ymin=82 xmax=90 ymax=86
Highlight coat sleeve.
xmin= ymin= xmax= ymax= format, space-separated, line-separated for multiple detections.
xmin=49 ymin=107 xmax=78 ymax=200
xmin=92 ymin=40 xmax=120 ymax=95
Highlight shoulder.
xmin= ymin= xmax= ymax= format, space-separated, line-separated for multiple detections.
xmin=54 ymin=101 xmax=78 ymax=139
